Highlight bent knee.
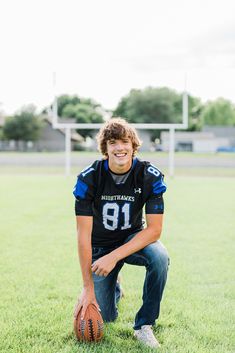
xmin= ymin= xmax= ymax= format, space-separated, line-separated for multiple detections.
xmin=145 ymin=241 xmax=170 ymax=271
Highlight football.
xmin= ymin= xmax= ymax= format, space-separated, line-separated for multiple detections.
xmin=74 ymin=304 xmax=104 ymax=342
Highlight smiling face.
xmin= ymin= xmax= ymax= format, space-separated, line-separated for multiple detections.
xmin=106 ymin=138 xmax=134 ymax=174
xmin=96 ymin=118 xmax=142 ymax=170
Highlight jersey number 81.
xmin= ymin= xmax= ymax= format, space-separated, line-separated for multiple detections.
xmin=102 ymin=202 xmax=131 ymax=231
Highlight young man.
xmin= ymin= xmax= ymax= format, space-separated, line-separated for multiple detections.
xmin=73 ymin=118 xmax=169 ymax=349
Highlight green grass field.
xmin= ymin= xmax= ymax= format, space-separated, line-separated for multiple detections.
xmin=0 ymin=173 xmax=234 ymax=353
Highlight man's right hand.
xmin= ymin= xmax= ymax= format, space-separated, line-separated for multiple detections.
xmin=73 ymin=287 xmax=100 ymax=320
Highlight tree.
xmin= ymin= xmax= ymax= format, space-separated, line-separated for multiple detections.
xmin=45 ymin=94 xmax=105 ymax=138
xmin=113 ymin=87 xmax=203 ymax=139
xmin=114 ymin=87 xmax=182 ymax=124
xmin=3 ymin=106 xmax=42 ymax=148
xmin=62 ymin=102 xmax=104 ymax=137
xmin=57 ymin=95 xmax=81 ymax=116
xmin=201 ymin=98 xmax=235 ymax=126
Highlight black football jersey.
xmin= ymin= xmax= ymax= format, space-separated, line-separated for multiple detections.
xmin=73 ymin=158 xmax=167 ymax=247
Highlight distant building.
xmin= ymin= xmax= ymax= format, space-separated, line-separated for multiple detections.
xmin=0 ymin=115 xmax=83 ymax=152
xmin=34 ymin=116 xmax=83 ymax=152
xmin=160 ymin=128 xmax=233 ymax=153
xmin=137 ymin=130 xmax=154 ymax=152
xmin=202 ymin=126 xmax=235 ymax=147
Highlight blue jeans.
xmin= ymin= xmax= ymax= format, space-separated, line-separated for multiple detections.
xmin=92 ymin=233 xmax=169 ymax=330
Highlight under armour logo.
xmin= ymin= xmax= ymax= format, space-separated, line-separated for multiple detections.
xmin=134 ymin=188 xmax=142 ymax=194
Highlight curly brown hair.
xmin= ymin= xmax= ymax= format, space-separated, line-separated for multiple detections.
xmin=96 ymin=117 xmax=142 ymax=157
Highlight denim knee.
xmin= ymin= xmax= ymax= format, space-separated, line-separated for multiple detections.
xmin=145 ymin=242 xmax=169 ymax=274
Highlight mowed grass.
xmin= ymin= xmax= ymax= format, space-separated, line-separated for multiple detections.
xmin=0 ymin=175 xmax=234 ymax=353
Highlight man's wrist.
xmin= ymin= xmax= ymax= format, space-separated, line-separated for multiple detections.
xmin=110 ymin=249 xmax=122 ymax=262
xmin=83 ymin=281 xmax=94 ymax=290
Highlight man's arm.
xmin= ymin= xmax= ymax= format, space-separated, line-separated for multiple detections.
xmin=91 ymin=214 xmax=163 ymax=276
xmin=74 ymin=215 xmax=99 ymax=319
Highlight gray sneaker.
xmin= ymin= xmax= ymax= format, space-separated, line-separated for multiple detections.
xmin=134 ymin=325 xmax=160 ymax=348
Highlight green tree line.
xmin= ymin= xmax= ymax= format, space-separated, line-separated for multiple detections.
xmin=1 ymin=88 xmax=235 ymax=143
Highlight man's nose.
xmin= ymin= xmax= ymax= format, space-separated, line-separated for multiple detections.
xmin=116 ymin=142 xmax=124 ymax=150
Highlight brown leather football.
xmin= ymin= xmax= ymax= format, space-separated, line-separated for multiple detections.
xmin=74 ymin=303 xmax=104 ymax=342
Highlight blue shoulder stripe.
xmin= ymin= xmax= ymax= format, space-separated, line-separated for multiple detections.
xmin=73 ymin=179 xmax=88 ymax=199
xmin=104 ymin=159 xmax=109 ymax=171
xmin=152 ymin=178 xmax=167 ymax=195
xmin=132 ymin=157 xmax=137 ymax=169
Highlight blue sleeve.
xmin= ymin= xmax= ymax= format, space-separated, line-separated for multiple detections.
xmin=144 ymin=163 xmax=167 ymax=214
xmin=73 ymin=165 xmax=96 ymax=216
xmin=152 ymin=174 xmax=167 ymax=195
xmin=145 ymin=194 xmax=165 ymax=214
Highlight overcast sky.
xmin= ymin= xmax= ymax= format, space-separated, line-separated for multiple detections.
xmin=1 ymin=0 xmax=235 ymax=115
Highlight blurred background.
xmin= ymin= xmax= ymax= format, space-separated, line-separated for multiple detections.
xmin=0 ymin=0 xmax=235 ymax=177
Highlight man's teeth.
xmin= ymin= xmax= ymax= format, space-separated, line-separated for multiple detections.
xmin=115 ymin=153 xmax=126 ymax=157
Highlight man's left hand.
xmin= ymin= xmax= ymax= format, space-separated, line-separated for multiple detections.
xmin=91 ymin=254 xmax=118 ymax=277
